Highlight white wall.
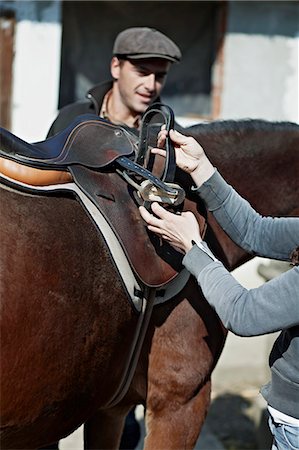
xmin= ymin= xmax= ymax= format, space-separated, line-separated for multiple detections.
xmin=10 ymin=0 xmax=62 ymax=141
xmin=6 ymin=1 xmax=298 ymax=142
xmin=221 ymin=1 xmax=299 ymax=123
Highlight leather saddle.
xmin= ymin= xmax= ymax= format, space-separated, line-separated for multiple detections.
xmin=0 ymin=105 xmax=205 ymax=288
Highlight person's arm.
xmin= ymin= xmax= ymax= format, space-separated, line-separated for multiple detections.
xmin=152 ymin=129 xmax=299 ymax=261
xmin=196 ymin=170 xmax=299 ymax=261
xmin=139 ymin=129 xmax=299 ymax=336
xmin=140 ymin=201 xmax=299 ymax=336
xmin=183 ymin=244 xmax=299 ymax=336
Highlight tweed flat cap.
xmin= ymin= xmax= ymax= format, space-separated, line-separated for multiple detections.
xmin=113 ymin=27 xmax=181 ymax=63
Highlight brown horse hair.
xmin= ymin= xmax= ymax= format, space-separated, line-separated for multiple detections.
xmin=290 ymin=246 xmax=299 ymax=266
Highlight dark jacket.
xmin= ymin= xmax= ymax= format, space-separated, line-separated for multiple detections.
xmin=47 ymin=81 xmax=114 ymax=138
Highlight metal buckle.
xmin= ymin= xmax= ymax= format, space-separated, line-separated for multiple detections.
xmin=137 ymin=180 xmax=185 ymax=206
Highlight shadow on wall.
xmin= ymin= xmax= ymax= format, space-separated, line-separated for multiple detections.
xmin=205 ymin=393 xmax=273 ymax=450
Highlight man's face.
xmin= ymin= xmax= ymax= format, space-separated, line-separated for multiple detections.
xmin=111 ymin=57 xmax=171 ymax=114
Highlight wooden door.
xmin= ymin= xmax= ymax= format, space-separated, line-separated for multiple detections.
xmin=0 ymin=14 xmax=15 ymax=130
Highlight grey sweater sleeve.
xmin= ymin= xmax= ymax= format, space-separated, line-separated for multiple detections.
xmin=182 ymin=171 xmax=299 ymax=336
xmin=183 ymin=246 xmax=299 ymax=336
xmin=194 ymin=170 xmax=299 ymax=260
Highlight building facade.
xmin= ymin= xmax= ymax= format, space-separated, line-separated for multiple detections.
xmin=0 ymin=0 xmax=298 ymax=141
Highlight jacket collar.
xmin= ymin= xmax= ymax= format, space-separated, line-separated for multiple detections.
xmin=86 ymin=80 xmax=114 ymax=115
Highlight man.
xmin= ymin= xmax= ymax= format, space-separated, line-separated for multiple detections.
xmin=47 ymin=27 xmax=181 ymax=137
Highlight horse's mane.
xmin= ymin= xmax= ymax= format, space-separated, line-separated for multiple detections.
xmin=184 ymin=119 xmax=299 ymax=160
xmin=186 ymin=119 xmax=299 ymax=135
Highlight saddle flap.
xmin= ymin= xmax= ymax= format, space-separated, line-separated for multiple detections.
xmin=70 ymin=166 xmax=184 ymax=287
xmin=69 ymin=165 xmax=207 ymax=288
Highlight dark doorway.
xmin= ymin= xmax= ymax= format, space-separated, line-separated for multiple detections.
xmin=59 ymin=1 xmax=224 ymax=119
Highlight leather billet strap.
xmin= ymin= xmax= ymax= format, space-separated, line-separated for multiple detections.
xmin=136 ymin=103 xmax=176 ymax=183
xmin=116 ymin=156 xmax=178 ymax=195
xmin=123 ymin=103 xmax=185 ymax=206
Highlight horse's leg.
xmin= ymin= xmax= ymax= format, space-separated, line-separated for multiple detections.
xmin=38 ymin=408 xmax=139 ymax=450
xmin=144 ymin=380 xmax=211 ymax=449
xmin=83 ymin=406 xmax=132 ymax=450
xmin=143 ymin=280 xmax=226 ymax=449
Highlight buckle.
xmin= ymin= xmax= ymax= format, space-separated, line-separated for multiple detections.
xmin=137 ymin=180 xmax=185 ymax=206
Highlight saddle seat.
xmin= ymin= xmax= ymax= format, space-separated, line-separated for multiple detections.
xmin=0 ymin=114 xmax=137 ymax=168
xmin=0 ymin=114 xmax=138 ymax=185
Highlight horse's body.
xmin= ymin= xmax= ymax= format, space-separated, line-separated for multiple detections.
xmin=1 ymin=120 xmax=298 ymax=449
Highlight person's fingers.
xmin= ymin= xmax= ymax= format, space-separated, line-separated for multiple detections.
xmin=139 ymin=205 xmax=154 ymax=223
xmin=150 ymin=202 xmax=173 ymax=220
xmin=151 ymin=147 xmax=166 ymax=157
xmin=157 ymin=129 xmax=168 ymax=148
xmin=169 ymin=129 xmax=191 ymax=146
xmin=139 ymin=204 xmax=166 ymax=226
xmin=147 ymin=224 xmax=166 ymax=236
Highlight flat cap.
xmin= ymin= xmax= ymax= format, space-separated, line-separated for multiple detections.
xmin=113 ymin=27 xmax=181 ymax=63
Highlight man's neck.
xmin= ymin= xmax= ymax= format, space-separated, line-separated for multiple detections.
xmin=106 ymin=87 xmax=141 ymax=129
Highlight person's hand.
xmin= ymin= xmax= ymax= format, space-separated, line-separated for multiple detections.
xmin=153 ymin=129 xmax=215 ymax=187
xmin=139 ymin=202 xmax=202 ymax=254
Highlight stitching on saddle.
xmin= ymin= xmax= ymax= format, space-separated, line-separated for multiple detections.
xmin=59 ymin=120 xmax=136 ymax=163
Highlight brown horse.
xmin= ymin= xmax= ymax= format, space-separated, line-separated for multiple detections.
xmin=1 ymin=119 xmax=298 ymax=449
